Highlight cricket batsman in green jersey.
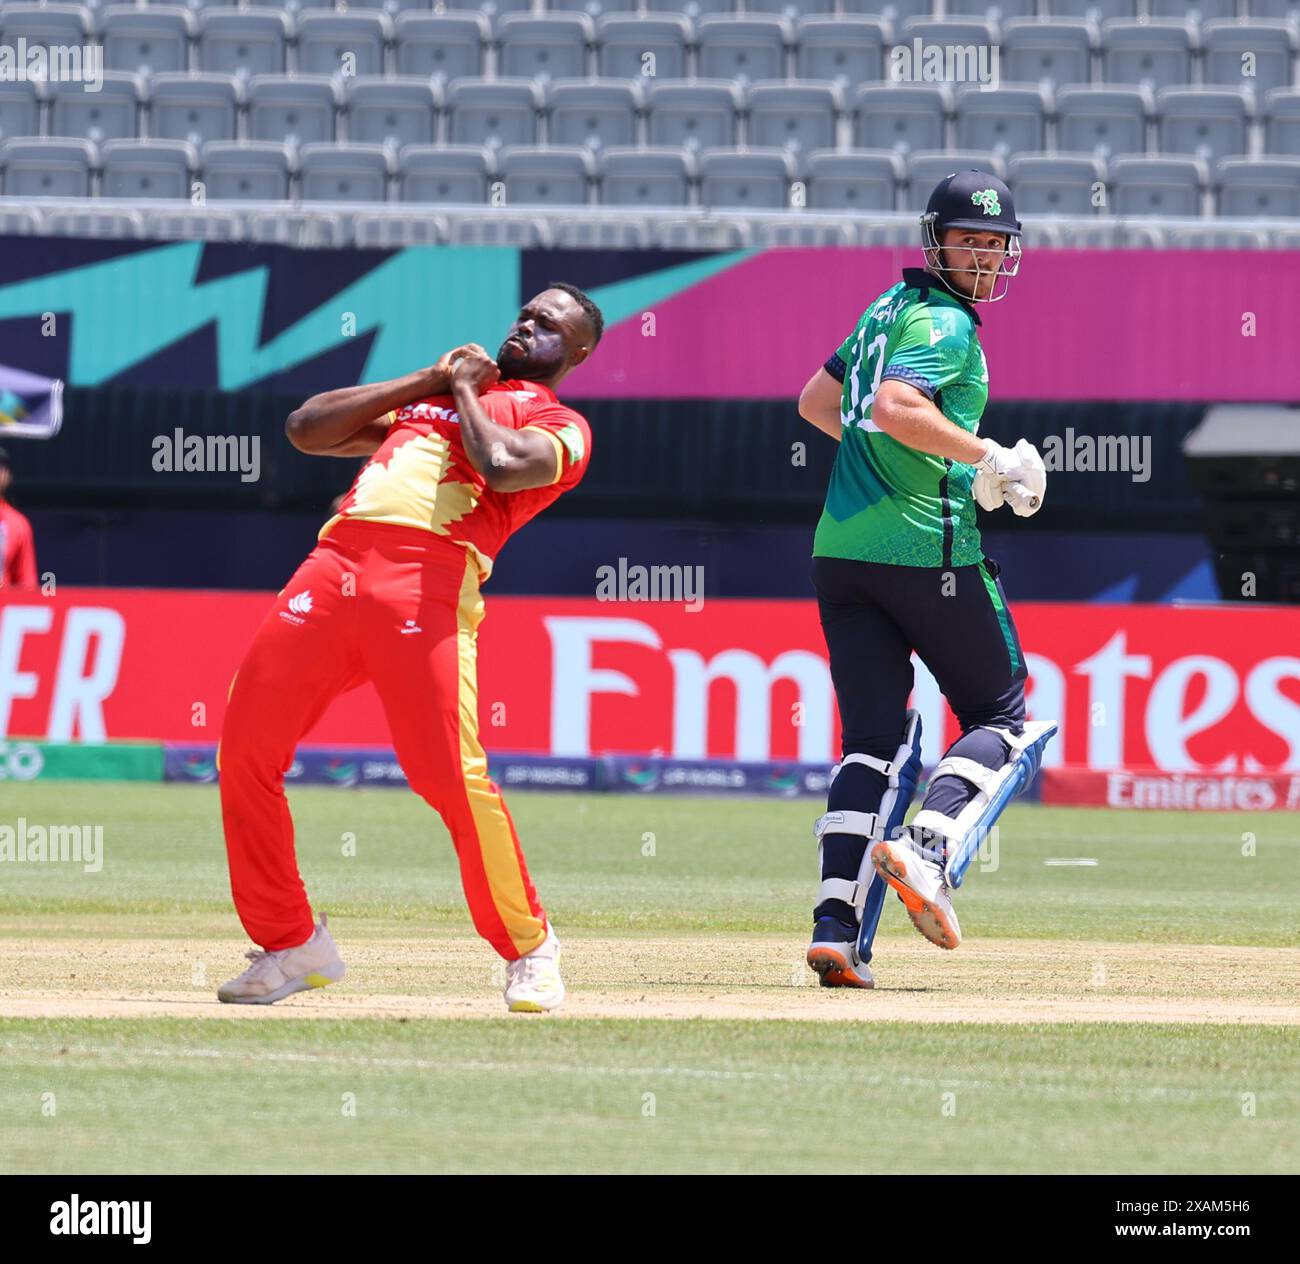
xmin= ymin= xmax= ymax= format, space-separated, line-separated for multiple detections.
xmin=797 ymin=170 xmax=1058 ymax=988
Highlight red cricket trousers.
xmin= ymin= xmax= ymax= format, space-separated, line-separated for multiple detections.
xmin=218 ymin=520 xmax=547 ymax=959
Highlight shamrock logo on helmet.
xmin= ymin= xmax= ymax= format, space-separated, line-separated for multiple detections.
xmin=971 ymin=188 xmax=1002 ymax=216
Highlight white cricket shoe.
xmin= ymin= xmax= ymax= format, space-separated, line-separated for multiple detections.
xmin=503 ymin=925 xmax=565 ymax=1013
xmin=871 ymin=837 xmax=963 ymax=950
xmin=218 ymin=913 xmax=346 ymax=1004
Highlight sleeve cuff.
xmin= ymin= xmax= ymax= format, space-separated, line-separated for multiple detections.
xmin=879 ymin=367 xmax=937 ymax=401
xmin=823 ymin=352 xmax=847 ymax=383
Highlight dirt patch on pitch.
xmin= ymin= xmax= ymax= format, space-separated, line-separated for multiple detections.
xmin=0 ymin=932 xmax=1297 ymax=1024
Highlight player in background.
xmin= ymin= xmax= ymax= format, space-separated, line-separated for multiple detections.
xmin=0 ymin=447 xmax=38 ymax=591
xmin=797 ymin=171 xmax=1056 ymax=988
xmin=217 ymin=284 xmax=602 ymax=1012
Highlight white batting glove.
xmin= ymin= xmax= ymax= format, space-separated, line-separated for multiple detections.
xmin=972 ymin=466 xmax=1006 ymax=511
xmin=976 ymin=438 xmax=1047 ymax=517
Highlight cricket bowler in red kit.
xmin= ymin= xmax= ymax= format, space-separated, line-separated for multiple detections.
xmin=217 ymin=283 xmax=603 ymax=1012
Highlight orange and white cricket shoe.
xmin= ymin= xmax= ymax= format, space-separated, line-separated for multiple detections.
xmin=504 ymin=924 xmax=566 ymax=1012
xmin=871 ymin=837 xmax=962 ymax=950
xmin=806 ymin=917 xmax=875 ymax=988
xmin=218 ymin=913 xmax=346 ymax=1004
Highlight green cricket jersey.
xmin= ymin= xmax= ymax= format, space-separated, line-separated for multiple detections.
xmin=813 ymin=267 xmax=990 ymax=569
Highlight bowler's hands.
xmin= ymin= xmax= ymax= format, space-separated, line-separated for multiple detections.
xmin=448 ymin=344 xmax=502 ymax=395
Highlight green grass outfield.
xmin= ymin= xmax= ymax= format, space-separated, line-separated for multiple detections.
xmin=0 ymin=783 xmax=1296 ymax=1174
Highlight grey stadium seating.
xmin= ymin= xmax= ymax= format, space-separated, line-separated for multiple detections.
xmin=394 ymin=12 xmax=490 ymax=83
xmin=150 ymin=74 xmax=242 ymax=147
xmin=546 ymin=80 xmax=641 ymax=151
xmin=446 ymin=78 xmax=543 ymax=149
xmin=48 ymin=72 xmax=141 ymax=144
xmin=101 ymin=138 xmax=196 ymax=200
xmin=201 ymin=140 xmax=293 ymax=200
xmin=0 ymin=0 xmax=1296 ymax=242
xmin=500 ymin=145 xmax=595 ymax=205
xmin=248 ymin=75 xmax=341 ymax=147
xmin=1109 ymin=154 xmax=1207 ymax=217
xmin=346 ymin=78 xmax=440 ymax=151
xmin=197 ymin=9 xmax=291 ymax=79
xmin=596 ymin=14 xmax=691 ymax=80
xmin=399 ymin=144 xmax=495 ymax=204
xmin=599 ymin=146 xmax=694 ymax=207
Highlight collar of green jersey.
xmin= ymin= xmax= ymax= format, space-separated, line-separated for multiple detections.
xmin=901 ymin=267 xmax=982 ymax=327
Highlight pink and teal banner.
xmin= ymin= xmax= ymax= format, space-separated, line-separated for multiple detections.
xmin=1 ymin=238 xmax=1295 ymax=403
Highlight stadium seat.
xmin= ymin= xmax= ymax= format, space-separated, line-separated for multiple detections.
xmin=1007 ymin=153 xmax=1107 ymax=215
xmin=598 ymin=145 xmax=694 ymax=206
xmin=298 ymin=141 xmax=393 ymax=202
xmin=795 ymin=15 xmax=886 ymax=87
xmin=1216 ymin=154 xmax=1300 ymax=215
xmin=699 ymin=147 xmax=795 ymax=210
xmin=1101 ymin=19 xmax=1195 ymax=91
xmin=346 ymin=78 xmax=439 ymax=151
xmin=646 ymin=80 xmax=742 ymax=151
xmin=101 ymin=138 xmax=196 ymax=199
xmin=0 ymin=137 xmax=96 ymax=197
xmin=394 ymin=11 xmax=490 ymax=84
xmin=546 ymin=80 xmax=641 ymax=151
xmin=643 ymin=0 xmax=734 ymax=18
xmin=99 ymin=6 xmax=194 ymax=76
xmin=399 ymin=144 xmax=495 ymax=204
xmin=548 ymin=0 xmax=641 ymax=13
xmin=899 ymin=17 xmax=1001 ymax=64
xmin=696 ymin=15 xmax=791 ymax=83
xmin=295 ymin=12 xmax=390 ymax=79
xmin=445 ymin=79 xmax=543 ymax=150
xmin=198 ymin=9 xmax=291 ymax=79
xmin=955 ymin=84 xmax=1050 ymax=158
xmin=1147 ymin=0 xmax=1237 ymax=19
xmin=149 ymin=73 xmax=241 ymax=147
xmin=1202 ymin=20 xmax=1297 ymax=98
xmin=747 ymin=81 xmax=841 ymax=166
xmin=744 ymin=0 xmax=833 ymax=15
xmin=344 ymin=0 xmax=434 ymax=14
xmin=596 ymin=14 xmax=691 ymax=80
xmin=472 ymin=0 xmax=538 ymax=16
xmin=0 ymin=82 xmax=41 ymax=145
xmin=1156 ymin=87 xmax=1250 ymax=164
xmin=1056 ymin=85 xmax=1150 ymax=158
xmin=853 ymin=84 xmax=950 ymax=154
xmin=805 ymin=149 xmax=902 ymax=212
xmin=248 ymin=75 xmax=340 ymax=148
xmin=498 ymin=13 xmax=594 ymax=82
xmin=1249 ymin=0 xmax=1300 ymax=17
xmin=48 ymin=73 xmax=141 ymax=144
xmin=500 ymin=146 xmax=595 ymax=205
xmin=945 ymin=0 xmax=1036 ymax=16
xmin=1044 ymin=0 xmax=1137 ymax=18
xmin=1263 ymin=87 xmax=1300 ymax=154
xmin=351 ymin=211 xmax=447 ymax=247
xmin=201 ymin=139 xmax=293 ymax=200
xmin=845 ymin=0 xmax=933 ymax=17
xmin=905 ymin=151 xmax=1007 ymax=210
xmin=0 ymin=3 xmax=93 ymax=48
xmin=1001 ymin=18 xmax=1096 ymax=90
xmin=1110 ymin=154 xmax=1206 ymax=216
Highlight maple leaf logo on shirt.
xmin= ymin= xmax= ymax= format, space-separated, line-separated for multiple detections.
xmin=349 ymin=430 xmax=480 ymax=534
